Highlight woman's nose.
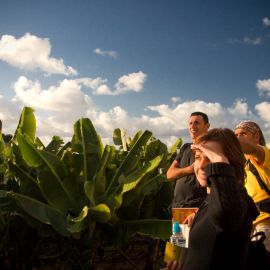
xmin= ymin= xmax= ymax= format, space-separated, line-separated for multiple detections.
xmin=197 ymin=156 xmax=208 ymax=169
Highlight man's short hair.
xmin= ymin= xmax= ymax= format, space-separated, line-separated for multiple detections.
xmin=190 ymin=112 xmax=209 ymax=124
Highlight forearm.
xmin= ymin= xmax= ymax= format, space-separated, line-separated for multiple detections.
xmin=167 ymin=165 xmax=194 ymax=180
xmin=238 ymin=139 xmax=265 ymax=164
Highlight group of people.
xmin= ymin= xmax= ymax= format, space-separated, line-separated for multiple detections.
xmin=166 ymin=112 xmax=270 ymax=270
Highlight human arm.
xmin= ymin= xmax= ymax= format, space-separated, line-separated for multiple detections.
xmin=237 ymin=137 xmax=265 ymax=165
xmin=167 ymin=260 xmax=181 ymax=270
xmin=206 ymin=163 xmax=257 ymax=232
xmin=166 ymin=160 xmax=194 ymax=180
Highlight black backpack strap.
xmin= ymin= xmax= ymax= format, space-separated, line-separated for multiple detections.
xmin=175 ymin=143 xmax=191 ymax=162
xmin=247 ymin=159 xmax=270 ymax=197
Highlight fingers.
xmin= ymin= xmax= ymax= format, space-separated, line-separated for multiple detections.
xmin=183 ymin=212 xmax=195 ymax=227
xmin=167 ymin=260 xmax=180 ymax=270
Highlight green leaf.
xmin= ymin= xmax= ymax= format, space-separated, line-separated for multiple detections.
xmin=17 ymin=132 xmax=79 ymax=212
xmin=17 ymin=132 xmax=42 ymax=168
xmin=14 ymin=107 xmax=36 ymax=142
xmin=104 ymin=130 xmax=152 ymax=197
xmin=73 ymin=118 xmax=104 ymax=182
xmin=89 ymin=204 xmax=111 ymax=223
xmin=93 ymin=145 xmax=115 ymax=203
xmin=46 ymin=136 xmax=64 ymax=153
xmin=84 ymin=181 xmax=95 ymax=205
xmin=113 ymin=128 xmax=127 ymax=151
xmin=8 ymin=191 xmax=70 ymax=236
xmin=168 ymin=138 xmax=182 ymax=160
xmin=121 ymin=155 xmax=162 ymax=194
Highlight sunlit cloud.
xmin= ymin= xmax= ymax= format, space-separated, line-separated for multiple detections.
xmin=94 ymin=48 xmax=118 ymax=59
xmin=172 ymin=97 xmax=181 ymax=104
xmin=256 ymin=78 xmax=270 ymax=96
xmin=228 ymin=36 xmax=262 ymax=45
xmin=0 ymin=33 xmax=77 ymax=76
xmin=262 ymin=17 xmax=270 ymax=27
xmin=1 ymin=76 xmax=270 ymax=147
xmin=243 ymin=36 xmax=262 ymax=45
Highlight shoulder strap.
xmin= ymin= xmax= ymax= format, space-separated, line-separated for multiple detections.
xmin=247 ymin=159 xmax=270 ymax=197
xmin=175 ymin=143 xmax=191 ymax=162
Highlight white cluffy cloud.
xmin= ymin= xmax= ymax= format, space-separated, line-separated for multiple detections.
xmin=262 ymin=17 xmax=270 ymax=27
xmin=3 ymin=75 xmax=270 ymax=147
xmin=0 ymin=33 xmax=77 ymax=76
xmin=94 ymin=48 xmax=118 ymax=59
xmin=256 ymin=78 xmax=270 ymax=96
xmin=12 ymin=76 xmax=96 ymax=125
xmin=72 ymin=71 xmax=147 ymax=96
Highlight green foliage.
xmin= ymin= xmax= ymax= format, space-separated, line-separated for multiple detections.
xmin=0 ymin=106 xmax=182 ymax=268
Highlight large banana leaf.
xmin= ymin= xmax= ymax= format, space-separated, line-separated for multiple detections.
xmin=85 ymin=145 xmax=115 ymax=205
xmin=119 ymin=173 xmax=166 ymax=220
xmin=73 ymin=118 xmax=104 ymax=183
xmin=9 ymin=163 xmax=44 ymax=201
xmin=167 ymin=138 xmax=182 ymax=161
xmin=45 ymin=136 xmax=64 ymax=153
xmin=13 ymin=107 xmax=36 ymax=142
xmin=105 ymin=155 xmax=162 ymax=216
xmin=113 ymin=128 xmax=127 ymax=151
xmin=145 ymin=139 xmax=168 ymax=169
xmin=104 ymin=130 xmax=152 ymax=198
xmin=17 ymin=132 xmax=79 ymax=213
xmin=7 ymin=191 xmax=70 ymax=236
xmin=120 ymin=155 xmax=162 ymax=194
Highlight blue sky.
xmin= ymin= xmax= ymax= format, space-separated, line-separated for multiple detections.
xmin=0 ymin=0 xmax=270 ymax=146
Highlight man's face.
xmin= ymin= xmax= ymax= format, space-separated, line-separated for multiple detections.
xmin=234 ymin=128 xmax=259 ymax=144
xmin=188 ymin=115 xmax=209 ymax=140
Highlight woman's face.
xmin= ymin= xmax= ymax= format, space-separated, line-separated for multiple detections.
xmin=194 ymin=147 xmax=210 ymax=187
xmin=194 ymin=140 xmax=225 ymax=188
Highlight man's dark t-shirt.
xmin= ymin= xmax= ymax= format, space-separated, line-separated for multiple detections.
xmin=172 ymin=143 xmax=206 ymax=208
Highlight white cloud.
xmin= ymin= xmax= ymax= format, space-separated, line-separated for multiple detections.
xmin=12 ymin=76 xmax=95 ymax=122
xmin=243 ymin=36 xmax=262 ymax=45
xmin=262 ymin=17 xmax=270 ymax=27
xmin=0 ymin=33 xmax=77 ymax=76
xmin=94 ymin=48 xmax=118 ymax=59
xmin=228 ymin=36 xmax=262 ymax=45
xmin=2 ymin=76 xmax=270 ymax=147
xmin=114 ymin=71 xmax=147 ymax=94
xmin=86 ymin=71 xmax=147 ymax=96
xmin=228 ymin=99 xmax=250 ymax=116
xmin=256 ymin=79 xmax=270 ymax=96
xmin=255 ymin=102 xmax=270 ymax=123
xmin=172 ymin=96 xmax=181 ymax=104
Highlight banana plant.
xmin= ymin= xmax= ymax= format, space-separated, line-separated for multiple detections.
xmin=1 ymin=107 xmax=178 ymax=244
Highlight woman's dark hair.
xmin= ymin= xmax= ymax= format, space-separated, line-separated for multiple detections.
xmin=196 ymin=128 xmax=246 ymax=185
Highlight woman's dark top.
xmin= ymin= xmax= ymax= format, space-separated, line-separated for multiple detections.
xmin=182 ymin=163 xmax=259 ymax=270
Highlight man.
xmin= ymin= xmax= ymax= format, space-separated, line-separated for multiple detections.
xmin=234 ymin=120 xmax=270 ymax=252
xmin=167 ymin=112 xmax=209 ymax=208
